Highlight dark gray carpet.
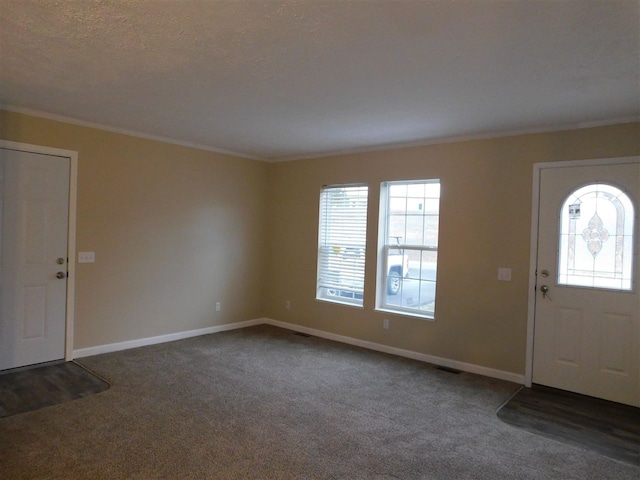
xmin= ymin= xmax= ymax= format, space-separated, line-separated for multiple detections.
xmin=0 ymin=361 xmax=110 ymax=418
xmin=1 ymin=324 xmax=639 ymax=479
xmin=497 ymin=385 xmax=640 ymax=466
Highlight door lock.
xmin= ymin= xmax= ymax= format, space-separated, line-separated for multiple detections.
xmin=55 ymin=272 xmax=67 ymax=279
xmin=540 ymin=284 xmax=552 ymax=301
xmin=57 ymin=257 xmax=65 ymax=265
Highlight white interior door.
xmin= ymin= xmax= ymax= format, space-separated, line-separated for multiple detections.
xmin=533 ymin=159 xmax=639 ymax=407
xmin=0 ymin=148 xmax=70 ymax=371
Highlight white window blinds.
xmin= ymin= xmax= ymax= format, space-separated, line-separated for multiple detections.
xmin=317 ymin=185 xmax=368 ymax=306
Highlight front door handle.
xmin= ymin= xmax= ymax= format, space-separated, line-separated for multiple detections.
xmin=56 ymin=272 xmax=66 ymax=279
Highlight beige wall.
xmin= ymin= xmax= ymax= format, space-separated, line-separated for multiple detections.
xmin=2 ymin=109 xmax=638 ymax=375
xmin=264 ymin=123 xmax=640 ymax=375
xmin=1 ymin=110 xmax=269 ymax=349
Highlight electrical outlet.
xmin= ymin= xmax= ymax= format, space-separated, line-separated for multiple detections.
xmin=383 ymin=319 xmax=389 ymax=330
xmin=285 ymin=300 xmax=291 ymax=310
xmin=78 ymin=251 xmax=95 ymax=263
xmin=498 ymin=267 xmax=512 ymax=282
xmin=215 ymin=302 xmax=221 ymax=312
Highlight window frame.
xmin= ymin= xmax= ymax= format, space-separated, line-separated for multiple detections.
xmin=376 ymin=179 xmax=441 ymax=319
xmin=316 ymin=183 xmax=369 ymax=307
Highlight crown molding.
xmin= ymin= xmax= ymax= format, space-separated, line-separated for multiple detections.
xmin=0 ymin=104 xmax=266 ymax=161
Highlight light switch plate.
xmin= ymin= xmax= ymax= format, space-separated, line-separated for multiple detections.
xmin=498 ymin=267 xmax=512 ymax=282
xmin=78 ymin=251 xmax=96 ymax=263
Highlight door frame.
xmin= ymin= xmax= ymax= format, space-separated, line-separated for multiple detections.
xmin=525 ymin=155 xmax=640 ymax=388
xmin=0 ymin=140 xmax=78 ymax=362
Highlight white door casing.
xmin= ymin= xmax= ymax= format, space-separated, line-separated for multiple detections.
xmin=527 ymin=157 xmax=639 ymax=407
xmin=0 ymin=142 xmax=78 ymax=370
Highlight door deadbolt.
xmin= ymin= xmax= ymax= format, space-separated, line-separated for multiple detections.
xmin=540 ymin=269 xmax=549 ymax=277
xmin=57 ymin=257 xmax=65 ymax=265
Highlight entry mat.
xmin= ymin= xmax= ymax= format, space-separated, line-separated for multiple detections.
xmin=497 ymin=385 xmax=639 ymax=466
xmin=0 ymin=361 xmax=110 ymax=418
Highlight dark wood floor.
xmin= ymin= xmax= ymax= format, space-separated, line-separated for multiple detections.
xmin=0 ymin=361 xmax=110 ymax=418
xmin=498 ymin=384 xmax=639 ymax=466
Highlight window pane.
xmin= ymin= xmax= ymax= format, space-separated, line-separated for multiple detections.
xmin=405 ymin=248 xmax=423 ymax=281
xmin=379 ymin=180 xmax=440 ymax=318
xmin=406 ymin=214 xmax=425 ymax=245
xmin=423 ymin=215 xmax=439 ymax=247
xmin=385 ymin=182 xmax=440 ymax=248
xmin=317 ymin=185 xmax=368 ymax=305
xmin=407 ymin=183 xmax=425 ymax=198
xmin=558 ymin=183 xmax=635 ymax=291
xmin=383 ymin=248 xmax=437 ymax=315
xmin=422 ymin=198 xmax=440 ymax=214
xmin=424 ymin=182 xmax=440 ymax=198
xmin=388 ymin=214 xmax=406 ymax=244
xmin=416 ymin=250 xmax=438 ymax=316
xmin=389 ymin=196 xmax=406 ymax=213
xmin=406 ymin=197 xmax=423 ymax=212
xmin=389 ymin=183 xmax=407 ymax=197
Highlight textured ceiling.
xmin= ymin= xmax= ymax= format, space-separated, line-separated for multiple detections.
xmin=1 ymin=0 xmax=638 ymax=161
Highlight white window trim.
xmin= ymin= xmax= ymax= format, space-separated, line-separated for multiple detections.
xmin=376 ymin=179 xmax=440 ymax=320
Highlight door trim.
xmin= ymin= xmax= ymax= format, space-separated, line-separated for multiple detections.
xmin=0 ymin=140 xmax=78 ymax=362
xmin=525 ymin=155 xmax=640 ymax=388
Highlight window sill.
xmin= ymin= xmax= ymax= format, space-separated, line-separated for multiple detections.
xmin=316 ymin=297 xmax=365 ymax=309
xmin=375 ymin=306 xmax=435 ymax=321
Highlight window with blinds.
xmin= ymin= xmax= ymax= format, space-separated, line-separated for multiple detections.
xmin=316 ymin=185 xmax=369 ymax=306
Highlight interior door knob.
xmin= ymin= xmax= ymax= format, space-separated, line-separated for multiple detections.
xmin=56 ymin=272 xmax=66 ymax=279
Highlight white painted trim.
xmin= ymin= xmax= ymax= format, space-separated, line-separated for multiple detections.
xmin=525 ymin=165 xmax=541 ymax=388
xmin=66 ymin=152 xmax=78 ymax=361
xmin=525 ymin=156 xmax=640 ymax=388
xmin=0 ymin=105 xmax=263 ymax=161
xmin=73 ymin=318 xmax=265 ymax=358
xmin=71 ymin=314 xmax=524 ymax=383
xmin=3 ymin=105 xmax=637 ymax=164
xmin=273 ymin=117 xmax=640 ymax=162
xmin=264 ymin=318 xmax=524 ymax=384
xmin=0 ymin=140 xmax=79 ymax=364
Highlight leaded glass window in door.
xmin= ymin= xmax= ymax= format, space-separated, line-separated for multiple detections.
xmin=558 ymin=183 xmax=635 ymax=291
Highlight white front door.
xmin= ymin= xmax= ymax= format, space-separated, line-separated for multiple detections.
xmin=532 ymin=159 xmax=639 ymax=407
xmin=0 ymin=148 xmax=70 ymax=370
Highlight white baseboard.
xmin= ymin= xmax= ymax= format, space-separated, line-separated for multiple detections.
xmin=73 ymin=318 xmax=264 ymax=358
xmin=72 ymin=316 xmax=524 ymax=385
xmin=263 ymin=318 xmax=525 ymax=385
